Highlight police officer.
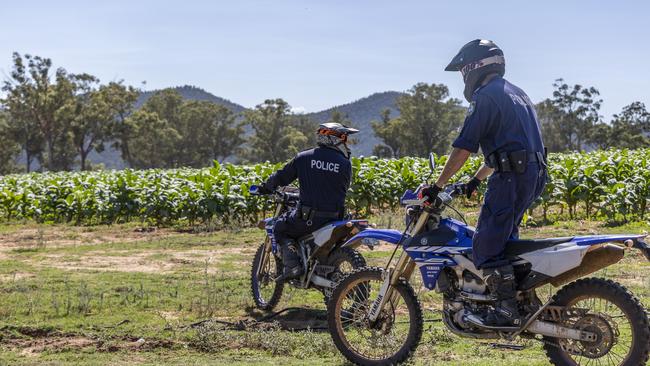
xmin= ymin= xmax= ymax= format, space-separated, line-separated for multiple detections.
xmin=422 ymin=39 xmax=547 ymax=326
xmin=258 ymin=122 xmax=359 ymax=282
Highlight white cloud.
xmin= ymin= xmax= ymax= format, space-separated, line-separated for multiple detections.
xmin=290 ymin=106 xmax=306 ymax=114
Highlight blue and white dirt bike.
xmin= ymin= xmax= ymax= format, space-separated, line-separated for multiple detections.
xmin=327 ymin=154 xmax=650 ymax=366
xmin=249 ymin=185 xmax=392 ymax=310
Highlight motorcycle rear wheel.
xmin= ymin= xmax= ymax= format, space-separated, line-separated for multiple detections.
xmin=321 ymin=247 xmax=367 ymax=303
xmin=543 ymin=277 xmax=650 ymax=366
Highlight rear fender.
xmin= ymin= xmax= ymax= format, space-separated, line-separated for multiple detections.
xmin=573 ymin=234 xmax=646 ymax=246
xmin=574 ymin=234 xmax=649 ymax=261
xmin=632 ymin=239 xmax=650 ymax=261
xmin=342 ymin=229 xmax=402 ymax=249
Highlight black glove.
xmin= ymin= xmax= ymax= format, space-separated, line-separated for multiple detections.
xmin=256 ymin=184 xmax=273 ymax=195
xmin=462 ymin=177 xmax=482 ymax=199
xmin=420 ymin=184 xmax=441 ymax=204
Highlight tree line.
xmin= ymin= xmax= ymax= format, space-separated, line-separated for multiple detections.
xmin=371 ymin=79 xmax=650 ymax=158
xmin=1 ymin=53 xmax=648 ymax=174
xmin=0 ymin=53 xmax=325 ymax=173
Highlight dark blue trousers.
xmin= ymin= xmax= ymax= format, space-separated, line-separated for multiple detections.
xmin=472 ymin=164 xmax=547 ymax=268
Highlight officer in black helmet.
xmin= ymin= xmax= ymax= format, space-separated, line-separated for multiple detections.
xmin=421 ymin=39 xmax=547 ymax=326
xmin=257 ymin=122 xmax=359 ymax=282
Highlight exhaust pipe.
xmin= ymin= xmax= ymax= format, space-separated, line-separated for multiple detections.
xmin=550 ymin=244 xmax=624 ymax=287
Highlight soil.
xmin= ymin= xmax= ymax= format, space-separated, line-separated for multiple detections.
xmin=35 ymin=247 xmax=255 ymax=274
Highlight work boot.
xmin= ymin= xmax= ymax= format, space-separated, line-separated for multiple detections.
xmin=483 ymin=264 xmax=522 ymax=327
xmin=275 ymin=240 xmax=304 ymax=283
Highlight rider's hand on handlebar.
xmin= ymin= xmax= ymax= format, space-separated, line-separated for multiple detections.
xmin=460 ymin=177 xmax=482 ymax=199
xmin=257 ymin=184 xmax=273 ymax=195
xmin=419 ymin=184 xmax=442 ymax=205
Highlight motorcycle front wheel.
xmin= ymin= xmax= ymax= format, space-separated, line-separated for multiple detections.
xmin=327 ymin=267 xmax=423 ymax=366
xmin=251 ymin=241 xmax=284 ymax=310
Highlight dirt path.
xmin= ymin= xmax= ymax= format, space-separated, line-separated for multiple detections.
xmin=0 ymin=224 xmax=172 ymax=256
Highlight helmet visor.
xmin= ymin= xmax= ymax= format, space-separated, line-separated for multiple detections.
xmin=318 ymin=128 xmax=347 ymax=142
xmin=460 ymin=55 xmax=505 ymax=80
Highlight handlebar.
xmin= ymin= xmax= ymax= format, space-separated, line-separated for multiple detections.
xmin=249 ymin=185 xmax=299 ymax=203
xmin=400 ymin=183 xmax=464 ymax=208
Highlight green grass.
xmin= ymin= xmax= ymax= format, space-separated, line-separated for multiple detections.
xmin=0 ymin=217 xmax=648 ymax=365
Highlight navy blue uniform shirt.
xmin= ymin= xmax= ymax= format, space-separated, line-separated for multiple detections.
xmin=264 ymin=146 xmax=352 ymax=212
xmin=452 ymin=76 xmax=545 ymax=160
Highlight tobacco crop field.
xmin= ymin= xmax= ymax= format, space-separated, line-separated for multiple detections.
xmin=0 ymin=149 xmax=648 ymax=365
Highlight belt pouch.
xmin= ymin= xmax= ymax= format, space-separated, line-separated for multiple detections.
xmin=509 ymin=150 xmax=528 ymax=174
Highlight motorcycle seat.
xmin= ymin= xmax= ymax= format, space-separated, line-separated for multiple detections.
xmin=298 ymin=220 xmax=351 ymax=245
xmin=504 ymin=237 xmax=574 ymax=257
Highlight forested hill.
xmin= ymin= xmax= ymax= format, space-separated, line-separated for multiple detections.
xmin=304 ymin=91 xmax=403 ymax=156
xmin=87 ymin=87 xmax=403 ymax=168
xmin=139 ymin=87 xmax=404 ymax=156
xmin=136 ymin=85 xmax=247 ymax=113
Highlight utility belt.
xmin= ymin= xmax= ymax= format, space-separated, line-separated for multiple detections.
xmin=298 ymin=204 xmax=344 ymax=226
xmin=487 ymin=148 xmax=547 ymax=173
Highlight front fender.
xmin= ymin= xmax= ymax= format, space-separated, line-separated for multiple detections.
xmin=342 ymin=229 xmax=403 ymax=249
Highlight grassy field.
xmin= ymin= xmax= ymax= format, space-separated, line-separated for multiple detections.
xmin=0 ymin=215 xmax=648 ymax=365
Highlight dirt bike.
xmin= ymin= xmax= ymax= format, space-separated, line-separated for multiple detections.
xmin=327 ymin=154 xmax=650 ymax=366
xmin=249 ymin=185 xmax=385 ymax=310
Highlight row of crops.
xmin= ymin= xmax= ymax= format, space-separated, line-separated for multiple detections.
xmin=0 ymin=149 xmax=648 ymax=226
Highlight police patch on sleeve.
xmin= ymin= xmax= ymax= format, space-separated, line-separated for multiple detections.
xmin=466 ymin=101 xmax=476 ymax=116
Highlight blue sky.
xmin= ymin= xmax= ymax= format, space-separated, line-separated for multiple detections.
xmin=1 ymin=0 xmax=647 ymax=119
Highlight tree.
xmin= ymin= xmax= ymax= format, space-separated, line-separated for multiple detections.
xmin=0 ymin=113 xmax=20 ymax=174
xmin=545 ymin=79 xmax=602 ymax=151
xmin=608 ymin=102 xmax=650 ymax=149
xmin=291 ymin=114 xmax=318 ymax=150
xmin=372 ymin=109 xmax=405 ymax=158
xmin=372 ymin=83 xmax=464 ymax=157
xmin=588 ymin=122 xmax=614 ymax=150
xmin=535 ymin=99 xmax=566 ymax=153
xmin=206 ymin=103 xmax=244 ymax=162
xmin=125 ymin=110 xmax=181 ymax=169
xmin=2 ymin=53 xmax=78 ymax=171
xmin=328 ymin=109 xmax=350 ymax=125
xmin=101 ymin=82 xmax=139 ymax=168
xmin=119 ymin=89 xmax=244 ymax=168
xmin=67 ymin=79 xmax=138 ymax=171
xmin=57 ymin=73 xmax=106 ymax=171
xmin=177 ymin=100 xmax=243 ymax=166
xmin=244 ymin=99 xmax=308 ymax=163
xmin=1 ymin=54 xmax=44 ymax=171
xmin=1 ymin=109 xmax=43 ymax=172
xmin=372 ymin=144 xmax=394 ymax=158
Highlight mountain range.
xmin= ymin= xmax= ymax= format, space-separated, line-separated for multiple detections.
xmin=88 ymin=85 xmax=404 ymax=168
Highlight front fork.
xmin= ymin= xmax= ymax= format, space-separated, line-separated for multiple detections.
xmin=256 ymin=203 xmax=284 ymax=278
xmin=368 ymin=209 xmax=429 ymax=322
xmin=256 ymin=236 xmax=273 ymax=278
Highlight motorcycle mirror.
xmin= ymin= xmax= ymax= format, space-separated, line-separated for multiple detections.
xmin=428 ymin=153 xmax=436 ymax=172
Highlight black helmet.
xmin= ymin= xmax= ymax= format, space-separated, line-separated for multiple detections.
xmin=317 ymin=122 xmax=359 ymax=158
xmin=445 ymin=39 xmax=505 ymax=102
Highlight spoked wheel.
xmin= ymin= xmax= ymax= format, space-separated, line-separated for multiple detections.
xmin=327 ymin=267 xmax=422 ymax=366
xmin=544 ymin=278 xmax=650 ymax=366
xmin=251 ymin=241 xmax=284 ymax=310
xmin=321 ymin=247 xmax=366 ymax=303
